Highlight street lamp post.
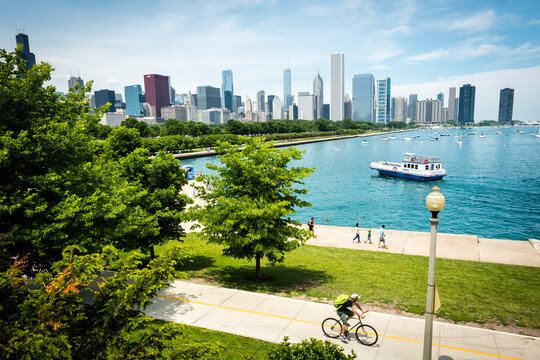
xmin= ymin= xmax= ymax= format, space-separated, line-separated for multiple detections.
xmin=423 ymin=186 xmax=445 ymax=360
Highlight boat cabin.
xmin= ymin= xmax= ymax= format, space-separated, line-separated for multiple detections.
xmin=402 ymin=153 xmax=442 ymax=172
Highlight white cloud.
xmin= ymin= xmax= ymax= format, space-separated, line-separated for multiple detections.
xmin=407 ymin=40 xmax=540 ymax=62
xmin=392 ymin=65 xmax=540 ymax=121
xmin=447 ymin=9 xmax=496 ymax=32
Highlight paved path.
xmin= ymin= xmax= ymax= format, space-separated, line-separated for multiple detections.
xmin=145 ymin=281 xmax=539 ymax=360
xmin=306 ymin=225 xmax=540 ymax=268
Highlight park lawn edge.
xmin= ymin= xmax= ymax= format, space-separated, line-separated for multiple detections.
xmin=153 ymin=233 xmax=540 ymax=333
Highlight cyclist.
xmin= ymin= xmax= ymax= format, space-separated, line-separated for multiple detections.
xmin=336 ymin=293 xmax=368 ymax=342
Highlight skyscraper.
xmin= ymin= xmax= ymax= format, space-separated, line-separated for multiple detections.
xmin=376 ymin=78 xmax=391 ymax=123
xmin=498 ymin=88 xmax=514 ymax=123
xmin=313 ymin=72 xmax=323 ymax=119
xmin=283 ymin=68 xmax=293 ymax=111
xmin=15 ymin=32 xmax=36 ymax=70
xmin=267 ymin=95 xmax=275 ymax=116
xmin=222 ymin=70 xmax=234 ymax=112
xmin=330 ymin=52 xmax=344 ymax=121
xmin=271 ymin=96 xmax=283 ymax=120
xmin=197 ymin=86 xmax=221 ymax=110
xmin=94 ymin=89 xmax=116 ymax=112
xmin=408 ymin=94 xmax=418 ymax=122
xmin=437 ymin=92 xmax=444 ymax=106
xmin=257 ymin=90 xmax=265 ymax=113
xmin=458 ymin=84 xmax=475 ymax=123
xmin=416 ymin=99 xmax=443 ymax=123
xmin=169 ymin=85 xmax=175 ymax=105
xmin=344 ymin=94 xmax=352 ymax=119
xmin=395 ymin=97 xmax=407 ymax=122
xmin=68 ymin=76 xmax=84 ymax=92
xmin=448 ymin=87 xmax=456 ymax=121
xmin=352 ymin=74 xmax=374 ymax=122
xmin=298 ymin=92 xmax=316 ymax=120
xmin=233 ymin=95 xmax=242 ymax=113
xmin=144 ymin=74 xmax=170 ymax=117
xmin=125 ymin=85 xmax=145 ymax=117
xmin=390 ymin=97 xmax=396 ymax=121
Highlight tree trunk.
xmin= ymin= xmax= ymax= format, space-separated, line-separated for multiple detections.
xmin=150 ymin=245 xmax=155 ymax=260
xmin=255 ymin=254 xmax=261 ymax=278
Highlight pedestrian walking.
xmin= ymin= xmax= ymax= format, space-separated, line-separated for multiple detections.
xmin=308 ymin=217 xmax=315 ymax=236
xmin=378 ymin=225 xmax=388 ymax=249
xmin=365 ymin=229 xmax=372 ymax=244
xmin=352 ymin=223 xmax=360 ymax=243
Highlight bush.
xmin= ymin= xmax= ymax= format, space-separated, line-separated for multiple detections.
xmin=268 ymin=337 xmax=356 ymax=360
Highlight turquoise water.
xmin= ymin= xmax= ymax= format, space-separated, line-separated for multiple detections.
xmin=181 ymin=127 xmax=540 ymax=240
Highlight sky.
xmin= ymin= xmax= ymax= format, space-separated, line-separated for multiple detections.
xmin=1 ymin=0 xmax=540 ymax=121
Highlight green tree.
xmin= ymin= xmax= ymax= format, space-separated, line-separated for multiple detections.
xmin=0 ymin=49 xmax=189 ymax=271
xmin=165 ymin=118 xmax=185 ymax=136
xmin=195 ymin=138 xmax=315 ymax=279
xmin=0 ymin=244 xmax=222 ymax=360
xmin=104 ymin=126 xmax=143 ymax=159
xmin=119 ymin=148 xmax=191 ymax=258
xmin=122 ymin=117 xmax=152 ymax=137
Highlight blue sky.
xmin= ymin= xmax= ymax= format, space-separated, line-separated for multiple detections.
xmin=1 ymin=0 xmax=539 ymax=120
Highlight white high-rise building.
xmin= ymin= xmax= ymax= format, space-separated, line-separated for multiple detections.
xmin=298 ymin=92 xmax=316 ymax=120
xmin=394 ymin=97 xmax=407 ymax=122
xmin=416 ymin=99 xmax=443 ymax=123
xmin=271 ymin=96 xmax=284 ymax=120
xmin=330 ymin=52 xmax=344 ymax=121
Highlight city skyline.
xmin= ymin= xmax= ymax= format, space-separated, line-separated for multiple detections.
xmin=1 ymin=0 xmax=540 ymax=120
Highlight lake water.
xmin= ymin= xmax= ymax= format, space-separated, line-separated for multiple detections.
xmin=181 ymin=127 xmax=540 ymax=240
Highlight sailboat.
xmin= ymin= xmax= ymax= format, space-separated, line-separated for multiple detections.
xmin=533 ymin=126 xmax=540 ymax=138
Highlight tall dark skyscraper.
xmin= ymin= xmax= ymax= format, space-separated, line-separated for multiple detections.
xmin=144 ymin=74 xmax=170 ymax=117
xmin=352 ymin=74 xmax=374 ymax=122
xmin=221 ymin=70 xmax=234 ymax=112
xmin=267 ymin=95 xmax=275 ymax=116
xmin=197 ymin=86 xmax=221 ymax=110
xmin=458 ymin=84 xmax=475 ymax=123
xmin=94 ymin=89 xmax=116 ymax=112
xmin=16 ymin=32 xmax=36 ymax=69
xmin=498 ymin=88 xmax=514 ymax=123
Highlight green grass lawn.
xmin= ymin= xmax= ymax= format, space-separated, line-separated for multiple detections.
xmin=141 ymin=319 xmax=275 ymax=359
xmin=156 ymin=233 xmax=540 ymax=329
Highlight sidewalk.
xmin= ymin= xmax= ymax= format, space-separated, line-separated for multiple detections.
xmin=145 ymin=281 xmax=540 ymax=360
xmin=307 ymin=225 xmax=540 ymax=268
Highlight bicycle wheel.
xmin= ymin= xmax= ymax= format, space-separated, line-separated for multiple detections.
xmin=321 ymin=318 xmax=342 ymax=338
xmin=355 ymin=324 xmax=378 ymax=346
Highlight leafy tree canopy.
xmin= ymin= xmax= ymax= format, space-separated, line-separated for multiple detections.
xmin=0 ymin=49 xmax=190 ymax=271
xmin=0 ymin=244 xmax=223 ymax=360
xmin=195 ymin=138 xmax=315 ymax=278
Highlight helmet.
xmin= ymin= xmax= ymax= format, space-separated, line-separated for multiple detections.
xmin=351 ymin=293 xmax=360 ymax=300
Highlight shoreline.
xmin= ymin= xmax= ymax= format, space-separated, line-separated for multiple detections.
xmin=181 ymin=182 xmax=540 ymax=267
xmin=174 ymin=129 xmax=412 ymax=160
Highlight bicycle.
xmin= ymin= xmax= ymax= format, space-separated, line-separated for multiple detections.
xmin=321 ymin=315 xmax=378 ymax=346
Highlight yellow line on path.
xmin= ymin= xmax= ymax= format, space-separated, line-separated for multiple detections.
xmin=156 ymin=295 xmax=523 ymax=360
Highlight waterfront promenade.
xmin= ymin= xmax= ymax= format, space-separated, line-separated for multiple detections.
xmin=181 ymin=182 xmax=540 ymax=268
xmin=145 ymin=281 xmax=540 ymax=360
xmin=306 ymin=224 xmax=540 ymax=268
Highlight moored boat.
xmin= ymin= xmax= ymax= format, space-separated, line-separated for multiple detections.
xmin=370 ymin=153 xmax=446 ymax=181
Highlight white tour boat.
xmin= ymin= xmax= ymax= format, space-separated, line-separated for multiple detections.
xmin=370 ymin=153 xmax=446 ymax=181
